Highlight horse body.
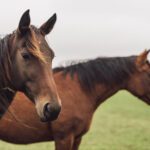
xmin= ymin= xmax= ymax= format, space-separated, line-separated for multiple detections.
xmin=0 ymin=51 xmax=150 ymax=150
xmin=0 ymin=73 xmax=94 ymax=146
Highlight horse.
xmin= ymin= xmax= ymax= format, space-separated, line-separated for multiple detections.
xmin=0 ymin=9 xmax=61 ymax=122
xmin=0 ymin=50 xmax=150 ymax=150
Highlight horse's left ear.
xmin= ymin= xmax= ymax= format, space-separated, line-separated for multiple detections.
xmin=136 ymin=49 xmax=150 ymax=71
xmin=18 ymin=9 xmax=30 ymax=35
xmin=39 ymin=13 xmax=57 ymax=36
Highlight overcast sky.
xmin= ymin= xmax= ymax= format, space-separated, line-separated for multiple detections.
xmin=0 ymin=0 xmax=150 ymax=66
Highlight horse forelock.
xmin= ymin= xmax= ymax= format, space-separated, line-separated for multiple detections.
xmin=25 ymin=27 xmax=46 ymax=63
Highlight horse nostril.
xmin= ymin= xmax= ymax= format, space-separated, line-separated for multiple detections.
xmin=43 ymin=103 xmax=61 ymax=122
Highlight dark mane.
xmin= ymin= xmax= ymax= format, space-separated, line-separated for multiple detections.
xmin=0 ymin=34 xmax=12 ymax=88
xmin=53 ymin=56 xmax=137 ymax=91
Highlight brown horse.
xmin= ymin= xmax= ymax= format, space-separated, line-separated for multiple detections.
xmin=0 ymin=50 xmax=150 ymax=150
xmin=0 ymin=9 xmax=61 ymax=122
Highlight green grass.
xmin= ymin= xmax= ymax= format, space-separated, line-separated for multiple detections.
xmin=1 ymin=91 xmax=150 ymax=150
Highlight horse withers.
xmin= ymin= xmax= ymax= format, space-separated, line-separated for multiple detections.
xmin=1 ymin=50 xmax=150 ymax=149
xmin=0 ymin=10 xmax=61 ymax=122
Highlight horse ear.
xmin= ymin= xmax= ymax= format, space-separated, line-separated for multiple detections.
xmin=39 ymin=13 xmax=57 ymax=36
xmin=18 ymin=9 xmax=30 ymax=35
xmin=136 ymin=49 xmax=150 ymax=71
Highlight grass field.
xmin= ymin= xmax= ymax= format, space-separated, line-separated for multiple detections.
xmin=0 ymin=91 xmax=150 ymax=150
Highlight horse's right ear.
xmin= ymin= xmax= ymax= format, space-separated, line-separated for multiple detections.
xmin=18 ymin=9 xmax=30 ymax=35
xmin=136 ymin=49 xmax=150 ymax=71
xmin=39 ymin=13 xmax=57 ymax=36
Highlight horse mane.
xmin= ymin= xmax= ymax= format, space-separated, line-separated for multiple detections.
xmin=0 ymin=34 xmax=12 ymax=87
xmin=53 ymin=56 xmax=137 ymax=91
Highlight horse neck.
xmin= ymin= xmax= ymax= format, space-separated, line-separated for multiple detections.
xmin=54 ymin=56 xmax=136 ymax=111
xmin=80 ymin=57 xmax=136 ymax=111
xmin=88 ymin=79 xmax=125 ymax=110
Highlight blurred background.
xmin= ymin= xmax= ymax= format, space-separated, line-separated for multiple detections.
xmin=0 ymin=1 xmax=150 ymax=150
xmin=0 ymin=0 xmax=150 ymax=66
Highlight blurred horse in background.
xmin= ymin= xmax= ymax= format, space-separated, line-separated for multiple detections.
xmin=0 ymin=9 xmax=61 ymax=122
xmin=0 ymin=50 xmax=150 ymax=150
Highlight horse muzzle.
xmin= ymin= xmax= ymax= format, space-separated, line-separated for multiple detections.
xmin=42 ymin=102 xmax=61 ymax=122
xmin=36 ymin=100 xmax=61 ymax=122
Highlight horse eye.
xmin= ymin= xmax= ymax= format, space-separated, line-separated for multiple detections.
xmin=22 ymin=53 xmax=31 ymax=60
